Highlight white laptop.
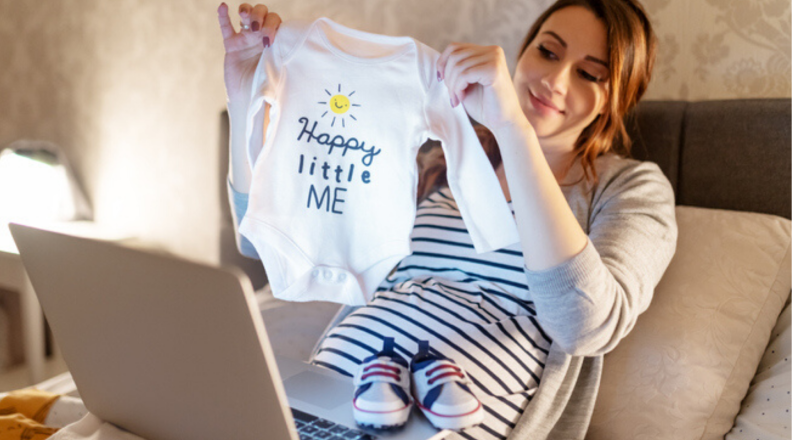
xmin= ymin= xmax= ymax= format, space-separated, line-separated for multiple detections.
xmin=9 ymin=223 xmax=445 ymax=440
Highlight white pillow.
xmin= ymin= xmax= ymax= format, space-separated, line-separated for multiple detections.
xmin=726 ymin=297 xmax=791 ymax=440
xmin=588 ymin=206 xmax=792 ymax=440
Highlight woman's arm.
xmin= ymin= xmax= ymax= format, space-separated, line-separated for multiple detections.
xmin=227 ymin=101 xmax=268 ymax=193
xmin=496 ymin=122 xmax=679 ymax=357
xmin=436 ymin=43 xmax=588 ymax=271
xmin=493 ymin=120 xmax=589 ymax=272
xmin=227 ymin=101 xmax=252 ymax=192
xmin=219 ymin=2 xmax=280 ymax=191
xmin=218 ymin=2 xmax=280 ymax=257
xmin=488 ymin=106 xmax=678 ymax=358
xmin=520 ymin=158 xmax=678 ymax=356
xmin=226 ymin=102 xmax=268 ymax=259
xmin=436 ymin=43 xmax=677 ymax=356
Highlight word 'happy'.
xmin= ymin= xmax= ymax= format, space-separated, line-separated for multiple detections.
xmin=297 ymin=117 xmax=381 ymax=166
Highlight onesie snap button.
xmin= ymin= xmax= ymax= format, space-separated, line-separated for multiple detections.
xmin=338 ymin=273 xmax=347 ymax=282
xmin=323 ymin=269 xmax=333 ymax=280
xmin=311 ymin=269 xmax=320 ymax=278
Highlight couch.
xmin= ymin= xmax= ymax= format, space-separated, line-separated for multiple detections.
xmin=218 ymin=98 xmax=792 ymax=439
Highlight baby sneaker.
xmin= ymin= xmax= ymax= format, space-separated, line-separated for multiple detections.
xmin=352 ymin=337 xmax=412 ymax=429
xmin=410 ymin=341 xmax=484 ymax=431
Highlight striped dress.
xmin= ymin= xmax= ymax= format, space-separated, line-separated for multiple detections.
xmin=310 ymin=186 xmax=552 ymax=440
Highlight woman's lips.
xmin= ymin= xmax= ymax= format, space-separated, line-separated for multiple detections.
xmin=528 ymin=89 xmax=564 ymax=115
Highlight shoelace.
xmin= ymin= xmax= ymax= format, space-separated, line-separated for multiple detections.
xmin=361 ymin=362 xmax=403 ymax=382
xmin=425 ymin=362 xmax=465 ymax=386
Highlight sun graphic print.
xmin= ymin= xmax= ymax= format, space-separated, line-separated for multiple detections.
xmin=317 ymin=84 xmax=361 ymax=128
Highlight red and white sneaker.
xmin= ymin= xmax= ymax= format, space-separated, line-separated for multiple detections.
xmin=410 ymin=341 xmax=484 ymax=431
xmin=352 ymin=337 xmax=413 ymax=429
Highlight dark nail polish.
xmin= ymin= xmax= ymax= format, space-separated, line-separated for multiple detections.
xmin=251 ymin=21 xmax=260 ymax=31
xmin=437 ymin=71 xmax=441 ymax=82
xmin=263 ymin=36 xmax=270 ymax=47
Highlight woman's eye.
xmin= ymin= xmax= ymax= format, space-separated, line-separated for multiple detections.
xmin=578 ymin=69 xmax=601 ymax=83
xmin=537 ymin=44 xmax=557 ymax=60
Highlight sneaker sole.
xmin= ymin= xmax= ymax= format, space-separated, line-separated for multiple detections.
xmin=415 ymin=400 xmax=485 ymax=431
xmin=353 ymin=402 xmax=411 ymax=429
xmin=356 ymin=421 xmax=409 ymax=430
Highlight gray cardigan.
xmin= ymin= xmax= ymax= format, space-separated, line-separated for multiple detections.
xmin=507 ymin=152 xmax=678 ymax=439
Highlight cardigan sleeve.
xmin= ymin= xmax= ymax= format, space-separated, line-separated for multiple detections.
xmin=523 ymin=160 xmax=678 ymax=356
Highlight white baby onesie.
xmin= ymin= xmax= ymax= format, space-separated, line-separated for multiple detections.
xmin=239 ymin=17 xmax=520 ymax=306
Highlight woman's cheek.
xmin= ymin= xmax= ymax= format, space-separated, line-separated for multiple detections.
xmin=571 ymin=83 xmax=603 ymax=126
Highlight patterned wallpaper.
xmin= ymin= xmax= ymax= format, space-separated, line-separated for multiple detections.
xmin=644 ymin=0 xmax=791 ymax=99
xmin=0 ymin=0 xmax=788 ymax=263
xmin=0 ymin=0 xmax=228 ymax=263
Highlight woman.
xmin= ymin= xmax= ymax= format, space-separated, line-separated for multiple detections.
xmin=219 ymin=0 xmax=678 ymax=438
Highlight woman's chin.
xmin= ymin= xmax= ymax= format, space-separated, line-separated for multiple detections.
xmin=527 ymin=120 xmax=584 ymax=149
xmin=526 ymin=117 xmax=560 ymax=138
xmin=522 ymin=105 xmax=572 ymax=140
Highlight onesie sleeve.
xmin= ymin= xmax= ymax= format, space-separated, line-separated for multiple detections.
xmin=422 ymin=60 xmax=520 ymax=253
xmin=523 ymin=161 xmax=678 ymax=356
xmin=244 ymin=19 xmax=310 ymax=169
xmin=227 ymin=20 xmax=311 ymax=260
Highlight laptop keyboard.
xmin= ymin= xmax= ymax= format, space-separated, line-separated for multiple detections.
xmin=291 ymin=407 xmax=376 ymax=440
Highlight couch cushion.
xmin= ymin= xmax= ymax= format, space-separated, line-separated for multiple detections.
xmin=588 ymin=206 xmax=791 ymax=440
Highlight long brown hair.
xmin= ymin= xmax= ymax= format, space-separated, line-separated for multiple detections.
xmin=417 ymin=0 xmax=657 ymax=201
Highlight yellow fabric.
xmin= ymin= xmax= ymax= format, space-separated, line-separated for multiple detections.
xmin=0 ymin=389 xmax=61 ymax=440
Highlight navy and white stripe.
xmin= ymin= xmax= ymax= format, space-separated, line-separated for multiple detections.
xmin=312 ymin=187 xmax=551 ymax=440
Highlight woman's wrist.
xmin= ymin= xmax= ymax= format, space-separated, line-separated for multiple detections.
xmin=227 ymin=99 xmax=253 ymax=192
xmin=226 ymin=100 xmax=252 ymax=136
xmin=491 ymin=115 xmax=536 ymax=150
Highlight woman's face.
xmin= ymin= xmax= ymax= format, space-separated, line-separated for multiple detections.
xmin=513 ymin=6 xmax=611 ymax=149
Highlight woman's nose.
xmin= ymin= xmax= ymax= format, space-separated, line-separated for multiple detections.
xmin=541 ymin=65 xmax=570 ymax=96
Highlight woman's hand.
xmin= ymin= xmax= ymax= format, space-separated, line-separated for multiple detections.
xmin=217 ymin=3 xmax=281 ymax=103
xmin=437 ymin=43 xmax=528 ymax=132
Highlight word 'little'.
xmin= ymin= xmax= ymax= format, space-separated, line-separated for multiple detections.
xmin=298 ymin=155 xmax=371 ymax=184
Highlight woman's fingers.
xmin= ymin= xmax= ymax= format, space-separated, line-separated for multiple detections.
xmin=451 ymin=59 xmax=489 ymax=106
xmin=250 ymin=4 xmax=268 ymax=32
xmin=436 ymin=43 xmax=461 ymax=82
xmin=444 ymin=49 xmax=470 ymax=106
xmin=238 ymin=3 xmax=253 ymax=29
xmin=438 ymin=43 xmax=479 ymax=106
xmin=217 ymin=3 xmax=274 ymax=39
xmin=261 ymin=11 xmax=281 ymax=47
xmin=217 ymin=3 xmax=235 ymax=40
xmin=442 ymin=46 xmax=485 ymax=107
xmin=447 ymin=58 xmax=478 ymax=106
xmin=439 ymin=44 xmax=505 ymax=107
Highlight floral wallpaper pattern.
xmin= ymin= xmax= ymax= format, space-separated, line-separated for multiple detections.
xmin=0 ymin=0 xmax=789 ymax=262
xmin=644 ymin=0 xmax=790 ymax=99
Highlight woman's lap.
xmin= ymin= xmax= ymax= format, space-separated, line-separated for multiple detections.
xmin=311 ymin=279 xmax=551 ymax=440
